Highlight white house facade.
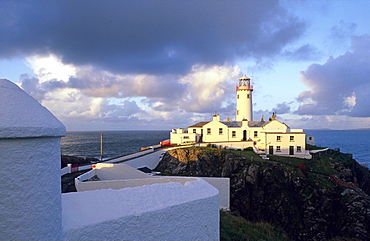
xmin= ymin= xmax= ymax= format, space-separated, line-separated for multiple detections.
xmin=170 ymin=75 xmax=311 ymax=159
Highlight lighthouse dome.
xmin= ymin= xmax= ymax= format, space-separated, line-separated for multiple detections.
xmin=238 ymin=74 xmax=250 ymax=81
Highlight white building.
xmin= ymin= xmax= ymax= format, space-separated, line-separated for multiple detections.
xmin=171 ymin=74 xmax=311 ymax=158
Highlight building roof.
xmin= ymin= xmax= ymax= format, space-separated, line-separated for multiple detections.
xmin=188 ymin=121 xmax=209 ymax=128
xmin=221 ymin=121 xmax=242 ymax=127
xmin=189 ymin=121 xmax=243 ymax=128
xmin=188 ymin=120 xmax=275 ymax=128
xmin=248 ymin=121 xmax=271 ymax=127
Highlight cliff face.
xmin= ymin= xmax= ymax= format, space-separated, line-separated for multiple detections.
xmin=155 ymin=147 xmax=370 ymax=241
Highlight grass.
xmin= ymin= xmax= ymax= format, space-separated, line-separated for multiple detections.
xmin=220 ymin=210 xmax=288 ymax=241
xmin=306 ymin=144 xmax=327 ymax=150
xmin=191 ymin=145 xmax=264 ymax=161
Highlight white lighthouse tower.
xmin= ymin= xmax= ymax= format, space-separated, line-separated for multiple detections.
xmin=236 ymin=74 xmax=253 ymax=121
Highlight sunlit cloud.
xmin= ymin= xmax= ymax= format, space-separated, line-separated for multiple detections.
xmin=26 ymin=54 xmax=76 ymax=83
xmin=296 ymin=35 xmax=370 ymax=118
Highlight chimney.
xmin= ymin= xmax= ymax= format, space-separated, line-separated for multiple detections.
xmin=271 ymin=112 xmax=276 ymax=120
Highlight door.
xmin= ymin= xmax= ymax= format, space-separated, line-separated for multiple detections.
xmin=269 ymin=145 xmax=273 ymax=155
xmin=243 ymin=130 xmax=247 ymax=141
xmin=289 ymin=146 xmax=294 ymax=155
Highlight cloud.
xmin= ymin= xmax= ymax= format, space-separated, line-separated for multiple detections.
xmin=272 ymin=102 xmax=291 ymax=115
xmin=17 ymin=53 xmax=244 ymax=128
xmin=17 ymin=74 xmax=46 ymax=102
xmin=296 ymin=35 xmax=370 ymax=118
xmin=17 ymin=72 xmax=146 ymax=123
xmin=282 ymin=44 xmax=320 ymax=61
xmin=330 ymin=20 xmax=357 ymax=39
xmin=178 ymin=65 xmax=240 ymax=113
xmin=0 ymin=0 xmax=306 ymax=75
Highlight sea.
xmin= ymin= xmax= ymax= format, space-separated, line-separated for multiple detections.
xmin=61 ymin=130 xmax=170 ymax=160
xmin=60 ymin=129 xmax=370 ymax=167
xmin=305 ymin=129 xmax=370 ymax=167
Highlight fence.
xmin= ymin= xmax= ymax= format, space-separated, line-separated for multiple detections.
xmin=61 ymin=163 xmax=92 ymax=176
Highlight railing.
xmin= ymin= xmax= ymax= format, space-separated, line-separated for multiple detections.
xmin=61 ymin=163 xmax=92 ymax=176
xmin=61 ymin=164 xmax=71 ymax=176
xmin=236 ymin=85 xmax=253 ymax=90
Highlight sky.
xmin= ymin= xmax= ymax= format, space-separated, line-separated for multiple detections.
xmin=1 ymin=0 xmax=369 ymax=131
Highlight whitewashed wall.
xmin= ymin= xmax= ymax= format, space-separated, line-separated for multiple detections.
xmin=0 ymin=79 xmax=66 ymax=240
xmin=63 ymin=179 xmax=220 ymax=241
xmin=0 ymin=138 xmax=64 ymax=240
xmin=75 ymin=163 xmax=230 ymax=210
xmin=76 ymin=175 xmax=199 ymax=192
xmin=202 ymin=177 xmax=230 ymax=210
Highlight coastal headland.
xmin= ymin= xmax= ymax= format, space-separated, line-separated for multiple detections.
xmin=154 ymin=146 xmax=370 ymax=240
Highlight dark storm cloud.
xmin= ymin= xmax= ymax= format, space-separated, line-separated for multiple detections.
xmin=296 ymin=35 xmax=370 ymax=117
xmin=0 ymin=0 xmax=307 ymax=75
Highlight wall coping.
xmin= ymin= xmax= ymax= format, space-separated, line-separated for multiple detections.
xmin=62 ymin=178 xmax=219 ymax=231
xmin=0 ymin=79 xmax=66 ymax=138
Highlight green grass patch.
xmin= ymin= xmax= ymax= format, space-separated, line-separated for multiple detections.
xmin=220 ymin=210 xmax=288 ymax=241
xmin=306 ymin=144 xmax=327 ymax=150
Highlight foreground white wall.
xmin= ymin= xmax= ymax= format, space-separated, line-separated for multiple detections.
xmin=63 ymin=179 xmax=220 ymax=241
xmin=76 ymin=163 xmax=230 ymax=210
xmin=202 ymin=177 xmax=230 ymax=210
xmin=0 ymin=79 xmax=66 ymax=240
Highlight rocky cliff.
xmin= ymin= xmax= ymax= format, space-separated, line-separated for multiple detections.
xmin=61 ymin=155 xmax=98 ymax=168
xmin=155 ymin=147 xmax=370 ymax=240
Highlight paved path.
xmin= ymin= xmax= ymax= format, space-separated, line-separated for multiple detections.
xmin=109 ymin=149 xmax=167 ymax=170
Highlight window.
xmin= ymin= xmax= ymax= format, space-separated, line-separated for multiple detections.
xmin=309 ymin=136 xmax=312 ymax=140
xmin=276 ymin=146 xmax=281 ymax=152
xmin=183 ymin=136 xmax=189 ymax=139
xmin=277 ymin=136 xmax=281 ymax=142
xmin=232 ymin=131 xmax=236 ymax=138
xmin=290 ymin=136 xmax=294 ymax=141
xmin=219 ymin=128 xmax=223 ymax=135
xmin=247 ymin=94 xmax=250 ymax=99
xmin=254 ymin=131 xmax=258 ymax=138
xmin=237 ymin=94 xmax=239 ymax=99
xmin=207 ymin=128 xmax=211 ymax=135
xmin=236 ymin=110 xmax=239 ymax=115
xmin=297 ymin=146 xmax=302 ymax=152
xmin=193 ymin=129 xmax=196 ymax=133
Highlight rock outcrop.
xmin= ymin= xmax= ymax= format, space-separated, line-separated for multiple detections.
xmin=61 ymin=155 xmax=98 ymax=168
xmin=155 ymin=147 xmax=370 ymax=240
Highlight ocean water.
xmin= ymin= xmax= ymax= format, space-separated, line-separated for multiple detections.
xmin=61 ymin=130 xmax=170 ymax=159
xmin=305 ymin=129 xmax=370 ymax=167
xmin=60 ymin=130 xmax=370 ymax=167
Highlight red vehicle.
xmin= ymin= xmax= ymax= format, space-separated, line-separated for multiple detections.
xmin=160 ymin=140 xmax=171 ymax=146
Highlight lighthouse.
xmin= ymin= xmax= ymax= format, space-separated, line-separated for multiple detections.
xmin=236 ymin=74 xmax=253 ymax=121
